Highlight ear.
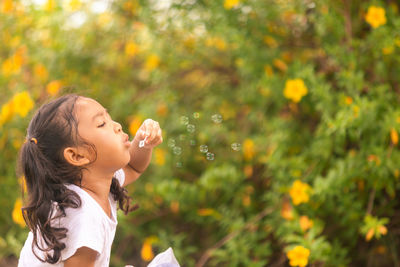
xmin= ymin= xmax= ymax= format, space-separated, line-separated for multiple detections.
xmin=63 ymin=147 xmax=91 ymax=166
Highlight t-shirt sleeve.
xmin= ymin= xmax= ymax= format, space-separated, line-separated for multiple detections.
xmin=114 ymin=168 xmax=126 ymax=187
xmin=60 ymin=207 xmax=104 ymax=261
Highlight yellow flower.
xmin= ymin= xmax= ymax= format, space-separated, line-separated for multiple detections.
xmin=264 ymin=65 xmax=273 ymax=77
xmin=12 ymin=198 xmax=25 ymax=227
xmin=12 ymin=92 xmax=33 ymax=118
xmin=34 ymin=63 xmax=49 ymax=81
xmin=141 ymin=236 xmax=158 ymax=261
xmin=382 ymin=46 xmax=394 ymax=55
xmin=365 ymin=6 xmax=386 ymax=29
xmin=263 ymin=35 xmax=278 ymax=48
xmin=12 ymin=91 xmax=34 ymax=118
xmin=224 ymin=0 xmax=240 ymax=10
xmin=125 ymin=41 xmax=139 ymax=57
xmin=284 ymin=79 xmax=308 ymax=103
xmin=299 ymin=216 xmax=313 ymax=232
xmin=144 ymin=54 xmax=160 ymax=72
xmin=1 ymin=0 xmax=13 ymax=13
xmin=391 ymin=128 xmax=398 ymax=145
xmin=205 ymin=37 xmax=227 ymax=51
xmin=1 ymin=47 xmax=26 ymax=76
xmin=289 ymin=180 xmax=311 ymax=206
xmin=68 ymin=0 xmax=81 ymax=11
xmin=128 ymin=116 xmax=142 ymax=136
xmin=0 ymin=101 xmax=15 ymax=125
xmin=243 ymin=138 xmax=255 ymax=161
xmin=46 ymin=80 xmax=63 ymax=96
xmin=154 ymin=148 xmax=166 ymax=166
xmin=287 ymin=246 xmax=310 ymax=267
xmin=45 ymin=0 xmax=56 ymax=11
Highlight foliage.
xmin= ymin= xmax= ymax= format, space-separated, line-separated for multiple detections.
xmin=1 ymin=0 xmax=400 ymax=266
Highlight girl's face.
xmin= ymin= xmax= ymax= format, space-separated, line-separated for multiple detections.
xmin=75 ymin=97 xmax=131 ymax=172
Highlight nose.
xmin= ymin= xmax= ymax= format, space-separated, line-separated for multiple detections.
xmin=113 ymin=121 xmax=122 ymax=133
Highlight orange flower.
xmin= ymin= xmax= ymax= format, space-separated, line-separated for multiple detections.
xmin=141 ymin=236 xmax=158 ymax=261
xmin=391 ymin=128 xmax=398 ymax=145
xmin=299 ymin=216 xmax=313 ymax=232
xmin=281 ymin=200 xmax=294 ymax=220
xmin=365 ymin=228 xmax=374 ymax=241
xmin=12 ymin=198 xmax=25 ymax=227
xmin=46 ymin=80 xmax=63 ymax=96
xmin=128 ymin=116 xmax=142 ymax=136
xmin=243 ymin=139 xmax=255 ymax=161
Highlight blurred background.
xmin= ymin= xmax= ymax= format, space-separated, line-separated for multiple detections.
xmin=1 ymin=0 xmax=400 ymax=266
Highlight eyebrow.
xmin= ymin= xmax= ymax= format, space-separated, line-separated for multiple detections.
xmin=91 ymin=108 xmax=108 ymax=122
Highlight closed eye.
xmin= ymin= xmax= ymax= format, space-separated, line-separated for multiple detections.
xmin=97 ymin=122 xmax=106 ymax=128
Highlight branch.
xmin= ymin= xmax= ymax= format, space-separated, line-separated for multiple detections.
xmin=195 ymin=207 xmax=273 ymax=267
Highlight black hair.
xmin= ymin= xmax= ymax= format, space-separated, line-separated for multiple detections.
xmin=17 ymin=94 xmax=137 ymax=263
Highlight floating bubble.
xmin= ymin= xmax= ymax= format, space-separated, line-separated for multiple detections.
xmin=200 ymin=145 xmax=208 ymax=153
xmin=193 ymin=112 xmax=200 ymax=119
xmin=180 ymin=116 xmax=189 ymax=125
xmin=190 ymin=139 xmax=196 ymax=146
xmin=206 ymin=152 xmax=215 ymax=161
xmin=211 ymin=114 xmax=223 ymax=124
xmin=168 ymin=139 xmax=176 ymax=148
xmin=176 ymin=162 xmax=183 ymax=168
xmin=231 ymin=143 xmax=242 ymax=151
xmin=187 ymin=124 xmax=195 ymax=133
xmin=173 ymin=146 xmax=182 ymax=155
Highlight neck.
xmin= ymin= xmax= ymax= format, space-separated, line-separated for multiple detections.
xmin=80 ymin=168 xmax=114 ymax=202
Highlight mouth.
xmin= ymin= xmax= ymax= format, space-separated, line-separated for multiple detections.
xmin=123 ymin=134 xmax=130 ymax=147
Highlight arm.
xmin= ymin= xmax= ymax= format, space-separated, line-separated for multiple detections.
xmin=123 ymin=119 xmax=163 ymax=186
xmin=64 ymin=247 xmax=97 ymax=267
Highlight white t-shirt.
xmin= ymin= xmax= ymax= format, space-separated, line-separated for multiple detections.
xmin=18 ymin=169 xmax=125 ymax=267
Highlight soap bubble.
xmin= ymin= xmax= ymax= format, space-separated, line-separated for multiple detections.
xmin=190 ymin=139 xmax=196 ymax=146
xmin=173 ymin=146 xmax=182 ymax=155
xmin=206 ymin=152 xmax=215 ymax=161
xmin=200 ymin=145 xmax=208 ymax=153
xmin=211 ymin=114 xmax=223 ymax=123
xmin=231 ymin=143 xmax=241 ymax=151
xmin=180 ymin=116 xmax=189 ymax=125
xmin=187 ymin=124 xmax=195 ymax=133
xmin=193 ymin=112 xmax=200 ymax=119
xmin=168 ymin=139 xmax=176 ymax=148
xmin=176 ymin=162 xmax=183 ymax=168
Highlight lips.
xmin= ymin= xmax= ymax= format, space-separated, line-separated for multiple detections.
xmin=123 ymin=134 xmax=130 ymax=147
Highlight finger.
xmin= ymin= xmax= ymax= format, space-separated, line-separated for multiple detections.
xmin=146 ymin=123 xmax=155 ymax=144
xmin=148 ymin=128 xmax=162 ymax=146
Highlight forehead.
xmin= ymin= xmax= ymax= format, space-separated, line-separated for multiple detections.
xmin=75 ymin=97 xmax=104 ymax=121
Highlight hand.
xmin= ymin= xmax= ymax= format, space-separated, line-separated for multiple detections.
xmin=136 ymin=119 xmax=163 ymax=148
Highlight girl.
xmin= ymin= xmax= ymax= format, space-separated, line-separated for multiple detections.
xmin=17 ymin=94 xmax=163 ymax=266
